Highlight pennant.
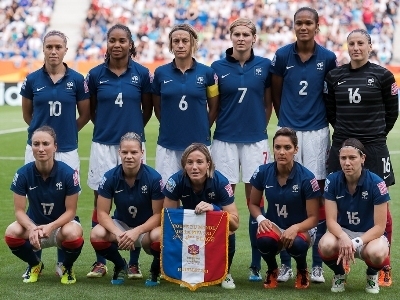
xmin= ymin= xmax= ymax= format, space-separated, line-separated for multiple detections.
xmin=161 ymin=208 xmax=229 ymax=291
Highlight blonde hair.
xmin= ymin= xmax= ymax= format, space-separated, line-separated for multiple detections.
xmin=43 ymin=30 xmax=68 ymax=46
xmin=181 ymin=143 xmax=215 ymax=178
xmin=229 ymin=18 xmax=256 ymax=36
xmin=120 ymin=132 xmax=142 ymax=150
xmin=168 ymin=24 xmax=198 ymax=55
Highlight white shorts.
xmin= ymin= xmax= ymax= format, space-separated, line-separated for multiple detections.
xmin=341 ymin=227 xmax=389 ymax=260
xmin=87 ymin=142 xmax=147 ymax=190
xmin=273 ymin=222 xmax=317 ymax=248
xmin=25 ymin=144 xmax=80 ymax=184
xmin=112 ymin=219 xmax=146 ymax=248
xmin=155 ymin=145 xmax=210 ymax=184
xmin=38 ymin=220 xmax=81 ymax=249
xmin=277 ymin=126 xmax=330 ymax=180
xmin=211 ymin=139 xmax=271 ymax=184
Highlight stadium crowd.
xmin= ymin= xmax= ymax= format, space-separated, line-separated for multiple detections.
xmin=0 ymin=0 xmax=398 ymax=65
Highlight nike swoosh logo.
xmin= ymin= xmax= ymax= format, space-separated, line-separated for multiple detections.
xmin=99 ymin=80 xmax=109 ymax=84
xmin=36 ymin=87 xmax=45 ymax=91
xmin=164 ymin=80 xmax=173 ymax=84
xmin=338 ymin=81 xmax=346 ymax=85
xmin=251 ymin=221 xmax=258 ymax=224
xmin=181 ymin=195 xmax=190 ymax=198
xmin=286 ymin=66 xmax=294 ymax=69
xmin=29 ymin=186 xmax=38 ymax=190
xmin=265 ymin=185 xmax=273 ymax=188
xmin=115 ymin=190 xmax=124 ymax=193
xmin=384 ymin=174 xmax=390 ymax=179
xmin=221 ymin=73 xmax=230 ymax=78
xmin=336 ymin=195 xmax=344 ymax=199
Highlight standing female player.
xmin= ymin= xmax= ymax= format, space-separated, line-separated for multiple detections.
xmin=210 ymin=18 xmax=272 ymax=282
xmin=248 ymin=127 xmax=320 ymax=289
xmin=270 ymin=7 xmax=337 ymax=283
xmin=161 ymin=143 xmax=239 ymax=289
xmin=325 ymin=29 xmax=398 ymax=286
xmin=5 ymin=126 xmax=83 ymax=284
xmin=319 ymin=138 xmax=390 ymax=294
xmin=89 ymin=132 xmax=164 ymax=286
xmin=86 ymin=24 xmax=153 ymax=279
xmin=20 ymin=30 xmax=90 ymax=277
xmin=152 ymin=24 xmax=219 ymax=184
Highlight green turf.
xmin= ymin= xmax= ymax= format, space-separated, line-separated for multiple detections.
xmin=0 ymin=105 xmax=399 ymax=300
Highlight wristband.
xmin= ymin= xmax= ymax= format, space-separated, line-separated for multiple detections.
xmin=212 ymin=204 xmax=221 ymax=211
xmin=256 ymin=215 xmax=267 ymax=225
xmin=351 ymin=237 xmax=364 ymax=251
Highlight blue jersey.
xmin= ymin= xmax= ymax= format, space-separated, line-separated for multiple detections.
xmin=97 ymin=164 xmax=164 ymax=228
xmin=86 ymin=59 xmax=152 ymax=145
xmin=324 ymin=169 xmax=390 ymax=232
xmin=20 ymin=64 xmax=89 ymax=152
xmin=270 ymin=42 xmax=337 ymax=131
xmin=163 ymin=170 xmax=234 ymax=209
xmin=211 ymin=48 xmax=271 ymax=143
xmin=250 ymin=162 xmax=321 ymax=229
xmin=152 ymin=59 xmax=218 ymax=150
xmin=10 ymin=161 xmax=81 ymax=225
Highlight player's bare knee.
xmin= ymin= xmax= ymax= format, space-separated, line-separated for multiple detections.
xmin=4 ymin=221 xmax=24 ymax=237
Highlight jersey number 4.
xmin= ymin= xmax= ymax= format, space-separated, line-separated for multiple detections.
xmin=115 ymin=93 xmax=123 ymax=107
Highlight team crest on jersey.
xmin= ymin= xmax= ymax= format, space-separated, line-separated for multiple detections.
xmin=254 ymin=66 xmax=263 ymax=76
xmin=165 ymin=177 xmax=176 ymax=193
xmin=131 ymin=74 xmax=140 ymax=84
xmin=141 ymin=185 xmax=148 ymax=194
xmin=316 ymin=61 xmax=324 ymax=71
xmin=377 ymin=181 xmax=388 ymax=195
xmin=56 ymin=182 xmax=63 ymax=190
xmin=391 ymin=82 xmax=398 ymax=95
xmin=208 ymin=192 xmax=215 ymax=199
xmin=196 ymin=75 xmax=205 ymax=85
xmin=292 ymin=184 xmax=299 ymax=193
xmin=361 ymin=191 xmax=368 ymax=200
xmin=12 ymin=172 xmax=19 ymax=186
xmin=66 ymin=81 xmax=74 ymax=90
xmin=366 ymin=77 xmax=375 ymax=87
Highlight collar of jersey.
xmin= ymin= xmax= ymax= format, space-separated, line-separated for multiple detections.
xmin=118 ymin=163 xmax=144 ymax=181
xmin=292 ymin=42 xmax=318 ymax=56
xmin=348 ymin=61 xmax=371 ymax=72
xmin=225 ymin=47 xmax=255 ymax=63
xmin=339 ymin=168 xmax=366 ymax=186
xmin=171 ymin=58 xmax=197 ymax=70
xmin=183 ymin=172 xmax=213 ymax=191
xmin=42 ymin=62 xmax=70 ymax=76
xmin=273 ymin=161 xmax=297 ymax=180
xmin=33 ymin=160 xmax=58 ymax=178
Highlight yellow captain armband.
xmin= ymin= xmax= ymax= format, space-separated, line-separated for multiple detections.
xmin=206 ymin=84 xmax=219 ymax=98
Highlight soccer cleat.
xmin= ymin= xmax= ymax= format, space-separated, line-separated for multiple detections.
xmin=311 ymin=266 xmax=325 ymax=283
xmin=365 ymin=274 xmax=380 ymax=294
xmin=277 ymin=264 xmax=294 ymax=282
xmin=23 ymin=261 xmax=44 ymax=283
xmin=249 ymin=266 xmax=262 ymax=282
xmin=295 ymin=268 xmax=310 ymax=289
xmin=55 ymin=262 xmax=63 ymax=277
xmin=127 ymin=264 xmax=143 ymax=279
xmin=86 ymin=262 xmax=108 ymax=278
xmin=111 ymin=262 xmax=127 ymax=285
xmin=331 ymin=274 xmax=346 ymax=293
xmin=263 ymin=269 xmax=278 ymax=289
xmin=378 ymin=265 xmax=392 ymax=287
xmin=61 ymin=267 xmax=76 ymax=284
xmin=145 ymin=272 xmax=160 ymax=287
xmin=221 ymin=273 xmax=236 ymax=289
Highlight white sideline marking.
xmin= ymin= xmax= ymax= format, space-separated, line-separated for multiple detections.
xmin=0 ymin=128 xmax=26 ymax=135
